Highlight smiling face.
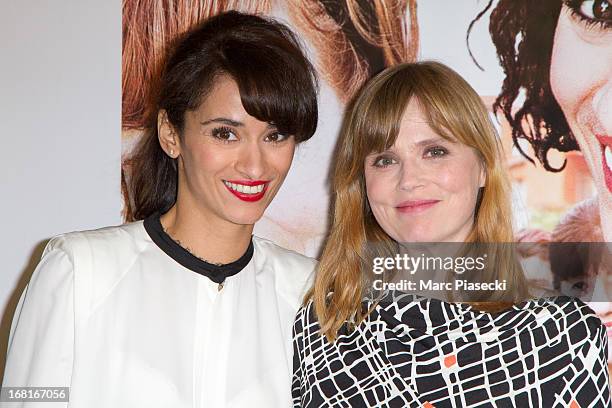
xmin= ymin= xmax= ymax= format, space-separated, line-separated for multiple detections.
xmin=364 ymin=99 xmax=486 ymax=243
xmin=159 ymin=75 xmax=296 ymax=227
xmin=550 ymin=0 xmax=612 ymax=241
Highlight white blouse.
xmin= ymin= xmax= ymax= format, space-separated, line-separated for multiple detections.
xmin=2 ymin=217 xmax=315 ymax=408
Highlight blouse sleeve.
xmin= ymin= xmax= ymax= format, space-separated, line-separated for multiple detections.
xmin=291 ymin=307 xmax=306 ymax=408
xmin=560 ymin=304 xmax=612 ymax=407
xmin=593 ymin=324 xmax=612 ymax=405
xmin=2 ymin=236 xmax=75 ymax=407
xmin=579 ymin=318 xmax=611 ymax=406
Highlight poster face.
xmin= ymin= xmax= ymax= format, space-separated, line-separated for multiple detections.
xmin=122 ymin=0 xmax=611 ymax=368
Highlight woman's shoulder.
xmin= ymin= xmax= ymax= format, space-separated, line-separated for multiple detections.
xmin=399 ymin=295 xmax=605 ymax=339
xmin=293 ymin=300 xmax=319 ymax=336
xmin=459 ymin=296 xmax=607 ymax=351
xmin=252 ymin=235 xmax=317 ymax=264
xmin=47 ymin=220 xmax=146 ymax=253
xmin=516 ymin=296 xmax=601 ymax=321
xmin=252 ymin=236 xmax=317 ymax=305
xmin=529 ymin=296 xmax=607 ymax=339
xmin=295 ymin=299 xmax=316 ymax=319
xmin=517 ymin=296 xmax=608 ymax=379
xmin=42 ymin=221 xmax=149 ymax=302
xmin=252 ymin=235 xmax=317 ymax=276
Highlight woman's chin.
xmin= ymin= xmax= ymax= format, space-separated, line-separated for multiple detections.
xmin=222 ymin=210 xmax=265 ymax=227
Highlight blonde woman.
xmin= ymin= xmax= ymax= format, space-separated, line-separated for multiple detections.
xmin=292 ymin=62 xmax=610 ymax=407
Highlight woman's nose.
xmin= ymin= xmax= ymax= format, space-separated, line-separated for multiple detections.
xmin=398 ymin=160 xmax=425 ymax=191
xmin=235 ymin=144 xmax=266 ymax=179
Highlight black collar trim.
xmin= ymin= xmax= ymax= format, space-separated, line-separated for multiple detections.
xmin=143 ymin=212 xmax=254 ymax=284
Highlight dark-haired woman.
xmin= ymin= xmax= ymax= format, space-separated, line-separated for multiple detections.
xmin=480 ymin=0 xmax=612 ymax=237
xmin=2 ymin=11 xmax=318 ymax=408
xmin=474 ymin=0 xmax=612 ymax=366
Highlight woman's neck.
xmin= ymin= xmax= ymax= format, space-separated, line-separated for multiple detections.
xmin=160 ymin=204 xmax=253 ymax=265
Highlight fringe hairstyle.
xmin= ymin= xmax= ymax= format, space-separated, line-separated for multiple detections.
xmin=123 ymin=11 xmax=318 ymax=221
xmin=309 ymin=61 xmax=530 ymax=341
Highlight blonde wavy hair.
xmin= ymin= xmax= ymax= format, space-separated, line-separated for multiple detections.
xmin=308 ymin=61 xmax=530 ymax=341
xmin=287 ymin=0 xmax=418 ymax=103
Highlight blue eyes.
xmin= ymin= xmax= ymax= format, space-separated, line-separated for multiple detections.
xmin=210 ymin=126 xmax=289 ymax=143
xmin=372 ymin=146 xmax=449 ymax=168
xmin=373 ymin=156 xmax=397 ymax=167
xmin=424 ymin=147 xmax=448 ymax=158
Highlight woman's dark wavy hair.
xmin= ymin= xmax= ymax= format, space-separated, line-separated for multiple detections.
xmin=125 ymin=11 xmax=318 ymax=221
xmin=468 ymin=0 xmax=576 ymax=172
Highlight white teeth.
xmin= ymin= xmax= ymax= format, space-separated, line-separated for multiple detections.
xmin=223 ymin=181 xmax=265 ymax=194
xmin=605 ymin=145 xmax=612 ymax=174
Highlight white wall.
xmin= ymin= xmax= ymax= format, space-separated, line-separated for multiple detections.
xmin=417 ymin=1 xmax=504 ymax=95
xmin=0 ymin=1 xmax=121 ymax=381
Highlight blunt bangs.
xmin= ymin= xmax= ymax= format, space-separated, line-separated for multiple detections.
xmin=160 ymin=11 xmax=318 ymax=143
xmin=224 ymin=39 xmax=318 ymax=143
xmin=353 ymin=61 xmax=495 ymax=164
xmin=353 ymin=68 xmax=415 ymax=158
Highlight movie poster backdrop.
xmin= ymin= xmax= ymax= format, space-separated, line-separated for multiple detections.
xmin=122 ymin=0 xmax=612 ymax=368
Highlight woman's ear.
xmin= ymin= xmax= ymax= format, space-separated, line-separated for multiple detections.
xmin=157 ymin=110 xmax=180 ymax=158
xmin=479 ymin=163 xmax=486 ymax=188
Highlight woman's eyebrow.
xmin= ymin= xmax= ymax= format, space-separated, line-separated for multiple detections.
xmin=413 ymin=136 xmax=448 ymax=147
xmin=200 ymin=118 xmax=277 ymax=129
xmin=200 ymin=117 xmax=243 ymax=127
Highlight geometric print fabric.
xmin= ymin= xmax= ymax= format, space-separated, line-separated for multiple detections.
xmin=292 ymin=295 xmax=611 ymax=407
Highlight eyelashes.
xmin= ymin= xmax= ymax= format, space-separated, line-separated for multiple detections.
xmin=372 ymin=155 xmax=397 ymax=168
xmin=564 ymin=0 xmax=612 ymax=30
xmin=424 ymin=146 xmax=449 ymax=158
xmin=211 ymin=126 xmax=237 ymax=142
xmin=370 ymin=146 xmax=449 ymax=168
xmin=264 ymin=132 xmax=290 ymax=143
xmin=210 ymin=126 xmax=289 ymax=144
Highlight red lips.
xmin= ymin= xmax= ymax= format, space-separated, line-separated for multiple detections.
xmin=223 ymin=180 xmax=268 ymax=202
xmin=604 ymin=320 xmax=612 ymax=338
xmin=596 ymin=135 xmax=612 ymax=194
xmin=395 ymin=199 xmax=440 ymax=213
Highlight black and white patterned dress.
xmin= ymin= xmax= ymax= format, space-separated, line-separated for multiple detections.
xmin=292 ymin=295 xmax=611 ymax=407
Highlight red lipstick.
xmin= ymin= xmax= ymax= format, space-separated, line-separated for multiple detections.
xmin=604 ymin=321 xmax=612 ymax=337
xmin=596 ymin=135 xmax=612 ymax=194
xmin=396 ymin=199 xmax=440 ymax=214
xmin=223 ymin=180 xmax=268 ymax=202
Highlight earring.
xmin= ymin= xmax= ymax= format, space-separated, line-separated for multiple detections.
xmin=169 ymin=149 xmax=174 ymax=157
